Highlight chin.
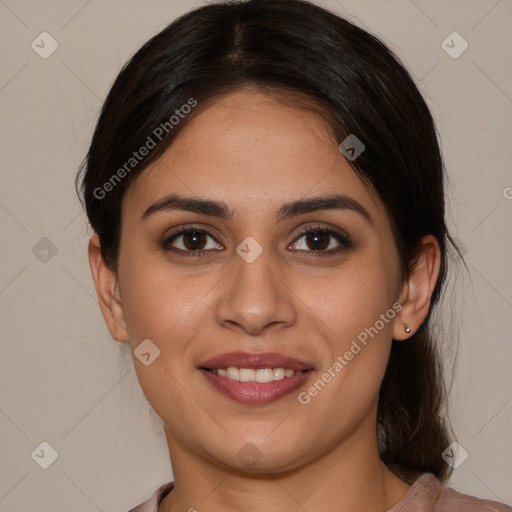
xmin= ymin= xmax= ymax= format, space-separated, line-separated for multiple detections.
xmin=204 ymin=436 xmax=309 ymax=475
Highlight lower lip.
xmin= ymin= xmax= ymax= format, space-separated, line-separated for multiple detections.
xmin=199 ymin=369 xmax=312 ymax=404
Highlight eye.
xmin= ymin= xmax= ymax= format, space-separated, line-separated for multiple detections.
xmin=161 ymin=225 xmax=223 ymax=257
xmin=289 ymin=225 xmax=352 ymax=256
xmin=161 ymin=224 xmax=352 ymax=258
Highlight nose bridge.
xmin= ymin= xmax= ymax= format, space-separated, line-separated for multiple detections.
xmin=215 ymin=236 xmax=296 ymax=334
xmin=234 ymin=239 xmax=276 ymax=298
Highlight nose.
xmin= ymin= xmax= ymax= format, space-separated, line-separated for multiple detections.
xmin=215 ymin=246 xmax=298 ymax=337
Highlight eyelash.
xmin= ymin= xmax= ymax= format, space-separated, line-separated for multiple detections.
xmin=161 ymin=224 xmax=352 ymax=258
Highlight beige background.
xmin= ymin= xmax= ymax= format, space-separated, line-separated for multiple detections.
xmin=0 ymin=0 xmax=511 ymax=510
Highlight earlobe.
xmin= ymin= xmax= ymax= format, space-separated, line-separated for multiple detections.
xmin=392 ymin=235 xmax=441 ymax=341
xmin=88 ymin=234 xmax=129 ymax=343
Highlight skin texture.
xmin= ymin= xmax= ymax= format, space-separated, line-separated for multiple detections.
xmin=89 ymin=90 xmax=441 ymax=511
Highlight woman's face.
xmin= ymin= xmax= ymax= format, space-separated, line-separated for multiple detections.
xmin=115 ymin=90 xmax=405 ymax=472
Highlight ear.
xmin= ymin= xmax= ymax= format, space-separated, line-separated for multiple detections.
xmin=392 ymin=234 xmax=442 ymax=340
xmin=88 ymin=234 xmax=129 ymax=343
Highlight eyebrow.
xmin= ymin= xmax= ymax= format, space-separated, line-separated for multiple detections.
xmin=140 ymin=193 xmax=373 ymax=226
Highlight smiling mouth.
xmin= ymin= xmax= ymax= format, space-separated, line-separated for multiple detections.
xmin=197 ymin=351 xmax=314 ymax=404
xmin=199 ymin=367 xmax=314 ymax=404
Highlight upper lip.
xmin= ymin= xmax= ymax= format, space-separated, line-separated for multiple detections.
xmin=198 ymin=351 xmax=313 ymax=371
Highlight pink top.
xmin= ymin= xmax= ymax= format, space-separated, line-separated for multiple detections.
xmin=128 ymin=473 xmax=511 ymax=512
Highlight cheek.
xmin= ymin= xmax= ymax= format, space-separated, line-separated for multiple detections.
xmin=318 ymin=255 xmax=396 ymax=334
xmin=118 ymin=248 xmax=201 ymax=340
xmin=300 ymin=302 xmax=394 ymax=432
xmin=122 ymin=270 xmax=209 ymax=426
xmin=312 ymin=253 xmax=396 ymax=388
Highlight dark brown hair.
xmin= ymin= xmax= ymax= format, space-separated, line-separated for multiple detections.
xmin=76 ymin=0 xmax=466 ymax=482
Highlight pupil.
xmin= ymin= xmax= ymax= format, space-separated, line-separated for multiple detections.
xmin=308 ymin=231 xmax=328 ymax=250
xmin=184 ymin=231 xmax=205 ymax=250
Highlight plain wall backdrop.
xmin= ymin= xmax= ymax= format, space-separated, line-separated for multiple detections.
xmin=0 ymin=0 xmax=511 ymax=510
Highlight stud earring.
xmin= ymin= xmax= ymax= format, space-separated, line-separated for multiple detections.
xmin=404 ymin=325 xmax=411 ymax=333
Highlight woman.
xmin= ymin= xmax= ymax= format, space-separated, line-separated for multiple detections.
xmin=75 ymin=0 xmax=511 ymax=510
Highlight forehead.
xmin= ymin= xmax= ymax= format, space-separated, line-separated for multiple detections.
xmin=122 ymin=90 xmax=388 ymax=227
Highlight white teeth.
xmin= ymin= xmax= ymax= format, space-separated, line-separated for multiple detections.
xmin=273 ymin=368 xmax=285 ymax=380
xmin=256 ymin=368 xmax=274 ymax=383
xmin=239 ymin=368 xmax=256 ymax=382
xmin=211 ymin=367 xmax=304 ymax=382
xmin=226 ymin=367 xmax=239 ymax=381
